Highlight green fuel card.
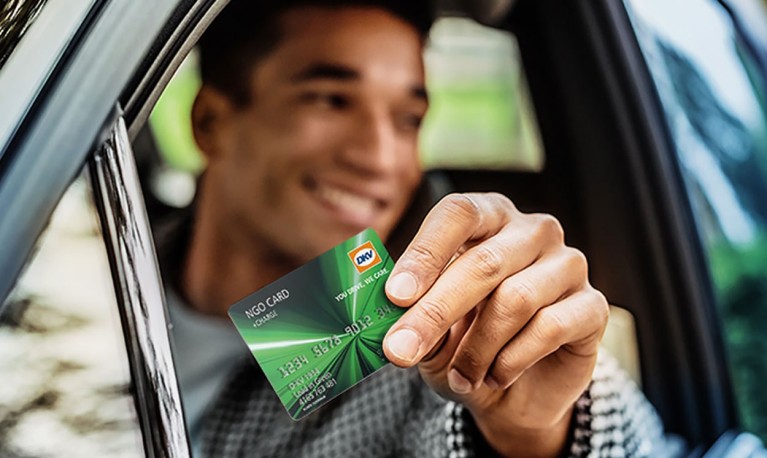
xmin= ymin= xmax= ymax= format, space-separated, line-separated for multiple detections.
xmin=228 ymin=228 xmax=404 ymax=421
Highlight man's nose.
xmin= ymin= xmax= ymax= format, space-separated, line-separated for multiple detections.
xmin=336 ymin=109 xmax=400 ymax=177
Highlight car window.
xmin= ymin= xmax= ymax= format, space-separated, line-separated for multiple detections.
xmin=625 ymin=0 xmax=767 ymax=441
xmin=141 ymin=8 xmax=641 ymax=371
xmin=0 ymin=171 xmax=144 ymax=457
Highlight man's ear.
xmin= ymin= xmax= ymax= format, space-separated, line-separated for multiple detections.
xmin=191 ymin=85 xmax=235 ymax=161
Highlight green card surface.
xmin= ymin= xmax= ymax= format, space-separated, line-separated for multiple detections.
xmin=228 ymin=228 xmax=404 ymax=421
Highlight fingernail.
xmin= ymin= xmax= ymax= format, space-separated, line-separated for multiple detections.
xmin=484 ymin=375 xmax=500 ymax=390
xmin=385 ymin=329 xmax=421 ymax=363
xmin=387 ymin=272 xmax=418 ymax=301
xmin=448 ymin=369 xmax=474 ymax=394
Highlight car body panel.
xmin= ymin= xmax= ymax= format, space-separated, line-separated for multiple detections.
xmin=0 ymin=0 xmax=183 ymax=306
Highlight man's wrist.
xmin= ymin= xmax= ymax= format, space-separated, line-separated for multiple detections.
xmin=471 ymin=405 xmax=575 ymax=458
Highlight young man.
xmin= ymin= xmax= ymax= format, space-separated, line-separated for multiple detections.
xmin=161 ymin=0 xmax=665 ymax=456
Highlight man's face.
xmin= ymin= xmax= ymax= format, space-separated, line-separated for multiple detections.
xmin=197 ymin=7 xmax=427 ymax=264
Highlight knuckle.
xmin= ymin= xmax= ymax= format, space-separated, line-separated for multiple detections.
xmin=498 ymin=280 xmax=537 ymax=314
xmin=471 ymin=244 xmax=505 ymax=279
xmin=533 ymin=213 xmax=565 ymax=245
xmin=418 ymin=299 xmax=452 ymax=335
xmin=535 ymin=308 xmax=569 ymax=344
xmin=406 ymin=242 xmax=446 ymax=274
xmin=482 ymin=299 xmax=514 ymax=329
xmin=563 ymin=246 xmax=589 ymax=279
xmin=472 ymin=316 xmax=505 ymax=344
xmin=490 ymin=352 xmax=522 ymax=384
xmin=442 ymin=193 xmax=482 ymax=221
xmin=590 ymin=288 xmax=610 ymax=326
xmin=453 ymin=347 xmax=488 ymax=380
xmin=487 ymin=192 xmax=516 ymax=212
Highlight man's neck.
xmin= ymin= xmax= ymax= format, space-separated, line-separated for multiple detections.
xmin=180 ymin=193 xmax=295 ymax=318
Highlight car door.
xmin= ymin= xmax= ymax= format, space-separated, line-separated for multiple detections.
xmin=0 ymin=0 xmax=203 ymax=455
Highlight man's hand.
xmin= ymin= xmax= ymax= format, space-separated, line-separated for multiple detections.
xmin=383 ymin=193 xmax=609 ymax=457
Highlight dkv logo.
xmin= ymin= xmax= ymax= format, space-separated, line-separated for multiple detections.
xmin=348 ymin=241 xmax=382 ymax=273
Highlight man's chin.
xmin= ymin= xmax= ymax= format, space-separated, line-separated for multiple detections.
xmin=266 ymin=213 xmax=391 ymax=262
xmin=310 ymin=226 xmax=362 ymax=253
xmin=271 ymin=227 xmax=356 ymax=264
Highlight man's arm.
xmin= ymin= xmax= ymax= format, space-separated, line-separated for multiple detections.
xmin=382 ymin=192 xmax=610 ymax=456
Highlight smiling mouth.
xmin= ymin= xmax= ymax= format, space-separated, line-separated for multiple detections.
xmin=304 ymin=178 xmax=384 ymax=227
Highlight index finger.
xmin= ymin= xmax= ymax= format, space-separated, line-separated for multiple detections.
xmin=385 ymin=193 xmax=514 ymax=306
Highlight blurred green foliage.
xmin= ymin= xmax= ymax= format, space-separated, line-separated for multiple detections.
xmin=420 ymin=79 xmax=542 ymax=170
xmin=709 ymin=233 xmax=767 ymax=441
xmin=149 ymin=56 xmax=204 ymax=173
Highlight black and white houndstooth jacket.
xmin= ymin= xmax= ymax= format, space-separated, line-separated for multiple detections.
xmin=199 ymin=351 xmax=665 ymax=457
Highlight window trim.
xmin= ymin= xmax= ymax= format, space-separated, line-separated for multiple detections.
xmin=123 ymin=0 xmax=231 ymax=139
xmin=89 ymin=114 xmax=190 ymax=457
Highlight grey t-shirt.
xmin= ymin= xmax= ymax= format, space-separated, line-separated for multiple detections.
xmin=166 ymin=289 xmax=246 ymax=456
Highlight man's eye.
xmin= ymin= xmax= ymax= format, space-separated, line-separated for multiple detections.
xmin=301 ymin=92 xmax=350 ymax=109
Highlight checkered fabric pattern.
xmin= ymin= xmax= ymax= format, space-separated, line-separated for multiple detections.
xmin=199 ymin=351 xmax=664 ymax=457
xmin=569 ymin=354 xmax=665 ymax=457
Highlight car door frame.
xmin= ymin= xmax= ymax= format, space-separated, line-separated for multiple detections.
xmin=0 ymin=0 xmax=232 ymax=455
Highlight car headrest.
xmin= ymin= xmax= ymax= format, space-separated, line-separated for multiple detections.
xmin=457 ymin=0 xmax=517 ymax=26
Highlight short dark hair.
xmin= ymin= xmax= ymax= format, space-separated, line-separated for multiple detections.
xmin=197 ymin=0 xmax=435 ymax=105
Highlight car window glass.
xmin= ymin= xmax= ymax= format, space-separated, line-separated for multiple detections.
xmin=625 ymin=0 xmax=767 ymax=441
xmin=0 ymin=171 xmax=144 ymax=457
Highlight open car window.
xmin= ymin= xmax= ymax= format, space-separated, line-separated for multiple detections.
xmin=135 ymin=8 xmax=647 ymax=449
xmin=3 ymin=0 xmax=764 ymax=453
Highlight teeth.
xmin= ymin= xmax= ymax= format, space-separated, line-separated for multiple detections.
xmin=315 ymin=184 xmax=377 ymax=215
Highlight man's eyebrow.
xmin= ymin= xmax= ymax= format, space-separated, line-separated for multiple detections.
xmin=291 ymin=62 xmax=428 ymax=103
xmin=290 ymin=63 xmax=360 ymax=82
